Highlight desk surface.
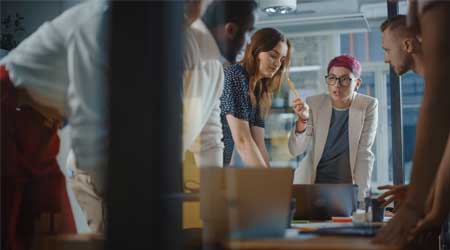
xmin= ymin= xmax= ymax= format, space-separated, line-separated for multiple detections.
xmin=41 ymin=232 xmax=400 ymax=250
xmin=42 ymin=234 xmax=104 ymax=250
xmin=224 ymin=235 xmax=400 ymax=250
xmin=223 ymin=225 xmax=400 ymax=250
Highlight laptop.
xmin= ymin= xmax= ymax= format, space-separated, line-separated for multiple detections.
xmin=200 ymin=167 xmax=293 ymax=241
xmin=292 ymin=184 xmax=357 ymax=220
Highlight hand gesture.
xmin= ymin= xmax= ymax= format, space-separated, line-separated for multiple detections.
xmin=292 ymin=97 xmax=309 ymax=120
xmin=377 ymin=184 xmax=408 ymax=211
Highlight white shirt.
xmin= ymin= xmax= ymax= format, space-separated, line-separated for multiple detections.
xmin=183 ymin=20 xmax=224 ymax=167
xmin=0 ymin=0 xmax=109 ymax=174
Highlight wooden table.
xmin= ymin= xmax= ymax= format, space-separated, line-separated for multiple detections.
xmin=224 ymin=235 xmax=400 ymax=250
xmin=40 ymin=234 xmax=104 ymax=250
xmin=222 ymin=226 xmax=400 ymax=250
xmin=37 ymin=232 xmax=400 ymax=250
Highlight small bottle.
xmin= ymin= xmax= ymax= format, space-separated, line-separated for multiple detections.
xmin=353 ymin=189 xmax=372 ymax=225
xmin=365 ymin=189 xmax=373 ymax=223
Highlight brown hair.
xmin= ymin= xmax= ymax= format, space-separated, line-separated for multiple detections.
xmin=239 ymin=27 xmax=292 ymax=117
xmin=380 ymin=15 xmax=415 ymax=38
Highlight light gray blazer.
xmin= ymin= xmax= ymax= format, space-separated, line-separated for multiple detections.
xmin=288 ymin=93 xmax=378 ymax=200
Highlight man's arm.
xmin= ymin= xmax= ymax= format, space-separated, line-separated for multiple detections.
xmin=411 ymin=133 xmax=450 ymax=238
xmin=192 ymin=98 xmax=224 ymax=167
xmin=375 ymin=4 xmax=450 ymax=246
xmin=67 ymin=13 xmax=110 ymax=193
xmin=402 ymin=3 xmax=450 ymax=213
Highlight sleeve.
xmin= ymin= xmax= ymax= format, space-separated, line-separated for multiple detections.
xmin=183 ymin=27 xmax=200 ymax=71
xmin=220 ymin=66 xmax=251 ymax=122
xmin=193 ymin=99 xmax=224 ymax=167
xmin=354 ymin=98 xmax=378 ymax=201
xmin=66 ymin=13 xmax=109 ymax=181
xmin=288 ymin=98 xmax=314 ymax=157
xmin=191 ymin=63 xmax=225 ymax=167
xmin=0 ymin=21 xmax=68 ymax=114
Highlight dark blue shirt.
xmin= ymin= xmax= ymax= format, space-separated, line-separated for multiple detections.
xmin=220 ymin=64 xmax=265 ymax=166
xmin=315 ymin=108 xmax=352 ymax=184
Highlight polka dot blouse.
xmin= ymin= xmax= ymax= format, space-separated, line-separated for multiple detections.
xmin=220 ymin=64 xmax=265 ymax=166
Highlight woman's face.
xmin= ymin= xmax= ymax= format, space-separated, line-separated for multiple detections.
xmin=326 ymin=66 xmax=361 ymax=103
xmin=257 ymin=40 xmax=288 ymax=79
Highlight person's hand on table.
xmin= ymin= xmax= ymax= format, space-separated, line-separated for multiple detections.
xmin=410 ymin=181 xmax=450 ymax=241
xmin=372 ymin=202 xmax=422 ymax=247
xmin=409 ymin=204 xmax=445 ymax=243
xmin=377 ymin=184 xmax=408 ymax=212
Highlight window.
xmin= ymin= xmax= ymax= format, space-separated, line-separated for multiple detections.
xmin=266 ymin=19 xmax=423 ymax=189
xmin=340 ymin=29 xmax=424 ymax=186
xmin=266 ymin=34 xmax=339 ymax=168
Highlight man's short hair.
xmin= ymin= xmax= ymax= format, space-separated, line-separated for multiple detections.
xmin=202 ymin=0 xmax=257 ymax=30
xmin=380 ymin=15 xmax=415 ymax=38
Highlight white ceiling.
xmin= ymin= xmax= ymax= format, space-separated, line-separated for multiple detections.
xmin=255 ymin=0 xmax=408 ymax=36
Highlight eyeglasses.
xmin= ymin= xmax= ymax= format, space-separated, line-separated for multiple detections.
xmin=324 ymin=75 xmax=356 ymax=87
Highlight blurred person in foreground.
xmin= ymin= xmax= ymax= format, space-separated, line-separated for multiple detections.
xmin=374 ymin=1 xmax=450 ymax=249
xmin=1 ymin=68 xmax=76 ymax=250
xmin=0 ymin=0 xmax=110 ymax=235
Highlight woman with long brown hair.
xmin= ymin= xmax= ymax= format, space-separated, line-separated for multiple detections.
xmin=220 ymin=27 xmax=292 ymax=167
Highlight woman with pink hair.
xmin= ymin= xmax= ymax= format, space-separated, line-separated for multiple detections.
xmin=288 ymin=55 xmax=378 ymax=202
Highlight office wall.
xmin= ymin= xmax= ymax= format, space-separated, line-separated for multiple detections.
xmin=1 ymin=1 xmax=63 ymax=43
xmin=62 ymin=0 xmax=84 ymax=11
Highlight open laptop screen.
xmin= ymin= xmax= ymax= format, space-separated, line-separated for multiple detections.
xmin=292 ymin=184 xmax=358 ymax=220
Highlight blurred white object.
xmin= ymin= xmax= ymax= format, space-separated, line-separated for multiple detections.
xmin=260 ymin=0 xmax=296 ymax=15
xmin=352 ymin=209 xmax=372 ymax=225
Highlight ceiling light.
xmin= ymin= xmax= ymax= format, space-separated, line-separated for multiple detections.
xmin=260 ymin=0 xmax=297 ymax=15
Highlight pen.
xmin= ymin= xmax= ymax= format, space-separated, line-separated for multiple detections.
xmin=287 ymin=78 xmax=300 ymax=99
